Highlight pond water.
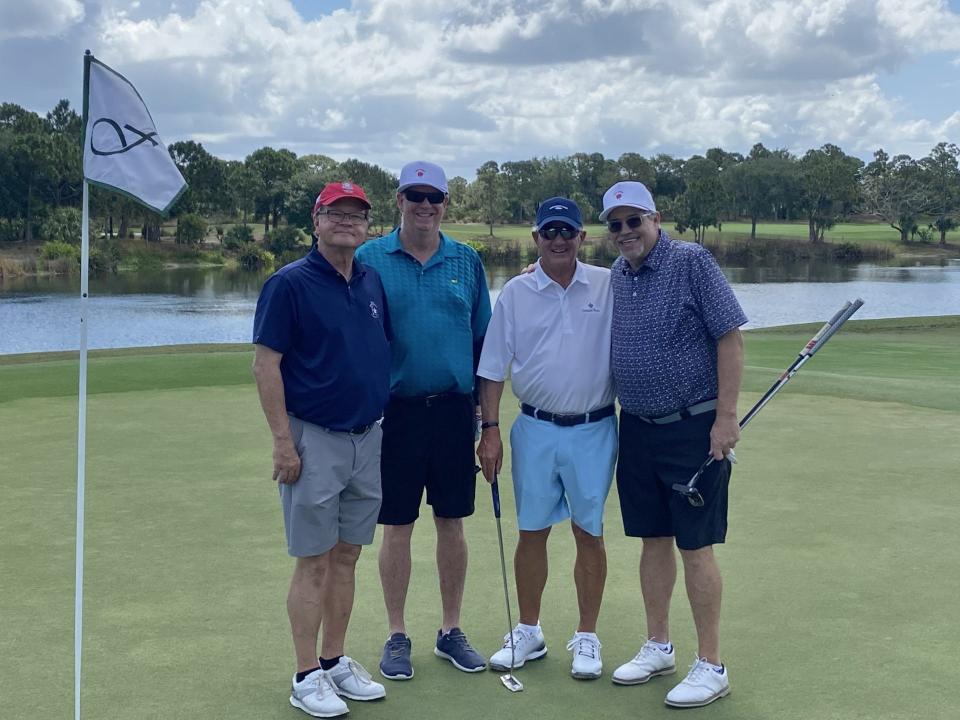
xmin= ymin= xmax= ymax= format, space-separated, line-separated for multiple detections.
xmin=1 ymin=258 xmax=958 ymax=355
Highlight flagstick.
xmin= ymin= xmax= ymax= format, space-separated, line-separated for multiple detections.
xmin=75 ymin=178 xmax=90 ymax=720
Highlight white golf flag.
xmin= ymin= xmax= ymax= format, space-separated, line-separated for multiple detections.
xmin=82 ymin=55 xmax=186 ymax=214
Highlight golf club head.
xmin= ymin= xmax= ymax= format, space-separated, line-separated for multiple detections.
xmin=500 ymin=673 xmax=524 ymax=692
xmin=671 ymin=482 xmax=705 ymax=507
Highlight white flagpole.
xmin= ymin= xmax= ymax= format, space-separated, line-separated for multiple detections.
xmin=75 ymin=177 xmax=90 ymax=720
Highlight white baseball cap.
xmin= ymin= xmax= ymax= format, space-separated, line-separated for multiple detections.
xmin=599 ymin=181 xmax=657 ymax=221
xmin=397 ymin=161 xmax=448 ymax=194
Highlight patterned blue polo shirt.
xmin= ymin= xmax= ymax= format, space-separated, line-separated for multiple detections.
xmin=356 ymin=229 xmax=492 ymax=397
xmin=611 ymin=231 xmax=747 ymax=417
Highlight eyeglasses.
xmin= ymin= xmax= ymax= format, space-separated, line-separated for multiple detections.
xmin=317 ymin=209 xmax=369 ymax=225
xmin=607 ymin=213 xmax=655 ymax=234
xmin=403 ymin=189 xmax=446 ymax=204
xmin=538 ymin=226 xmax=579 ymax=240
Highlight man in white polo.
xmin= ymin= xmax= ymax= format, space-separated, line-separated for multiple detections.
xmin=476 ymin=197 xmax=616 ymax=680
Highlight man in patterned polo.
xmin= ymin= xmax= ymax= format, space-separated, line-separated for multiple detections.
xmin=601 ymin=181 xmax=746 ymax=708
xmin=356 ymin=161 xmax=491 ymax=680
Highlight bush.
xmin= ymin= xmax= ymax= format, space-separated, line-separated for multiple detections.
xmin=831 ymin=242 xmax=863 ymax=261
xmin=263 ymin=225 xmax=306 ymax=255
xmin=237 ymin=243 xmax=275 ymax=270
xmin=0 ymin=218 xmax=24 ymax=242
xmin=90 ymin=240 xmax=121 ymax=273
xmin=40 ymin=207 xmax=82 ymax=245
xmin=176 ymin=213 xmax=208 ymax=245
xmin=223 ymin=224 xmax=255 ymax=251
xmin=39 ymin=240 xmax=79 ymax=262
xmin=277 ymin=248 xmax=309 ymax=267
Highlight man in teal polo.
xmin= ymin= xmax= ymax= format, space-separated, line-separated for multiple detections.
xmin=356 ymin=161 xmax=492 ymax=680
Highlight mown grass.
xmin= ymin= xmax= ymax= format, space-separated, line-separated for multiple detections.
xmin=1 ymin=318 xmax=959 ymax=720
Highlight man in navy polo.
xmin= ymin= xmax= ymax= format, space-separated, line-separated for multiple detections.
xmin=602 ymin=181 xmax=747 ymax=708
xmin=356 ymin=161 xmax=491 ymax=680
xmin=253 ymin=182 xmax=391 ymax=717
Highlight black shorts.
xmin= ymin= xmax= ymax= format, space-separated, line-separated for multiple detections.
xmin=615 ymin=409 xmax=730 ymax=551
xmin=378 ymin=393 xmax=477 ymax=525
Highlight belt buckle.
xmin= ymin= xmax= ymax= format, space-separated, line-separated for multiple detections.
xmin=553 ymin=413 xmax=580 ymax=427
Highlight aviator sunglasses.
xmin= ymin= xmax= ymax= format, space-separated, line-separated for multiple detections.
xmin=538 ymin=225 xmax=579 ymax=240
xmin=403 ymin=189 xmax=447 ymax=204
xmin=607 ymin=213 xmax=654 ymax=234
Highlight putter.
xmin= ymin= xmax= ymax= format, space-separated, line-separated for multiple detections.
xmin=673 ymin=298 xmax=865 ymax=506
xmin=491 ymin=476 xmax=523 ymax=692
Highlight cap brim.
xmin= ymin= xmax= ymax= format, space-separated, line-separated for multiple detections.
xmin=535 ymin=215 xmax=583 ymax=231
xmin=398 ymin=182 xmax=447 ymax=193
xmin=317 ymin=193 xmax=372 ymax=210
xmin=599 ymin=203 xmax=654 ymax=222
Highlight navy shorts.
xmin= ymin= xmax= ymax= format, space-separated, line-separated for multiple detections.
xmin=378 ymin=393 xmax=477 ymax=525
xmin=615 ymin=409 xmax=730 ymax=551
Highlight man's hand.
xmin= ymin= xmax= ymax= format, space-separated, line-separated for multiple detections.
xmin=476 ymin=427 xmax=503 ymax=484
xmin=709 ymin=412 xmax=740 ymax=462
xmin=520 ymin=262 xmax=536 ymax=275
xmin=273 ymin=436 xmax=302 ymax=484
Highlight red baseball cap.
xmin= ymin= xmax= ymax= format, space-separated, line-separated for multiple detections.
xmin=313 ymin=181 xmax=372 ymax=215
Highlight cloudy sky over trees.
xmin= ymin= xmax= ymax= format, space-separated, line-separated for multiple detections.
xmin=1 ymin=0 xmax=958 ymax=179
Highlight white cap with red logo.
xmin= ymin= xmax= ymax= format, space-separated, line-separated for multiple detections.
xmin=397 ymin=161 xmax=448 ymax=194
xmin=599 ymin=181 xmax=657 ymax=221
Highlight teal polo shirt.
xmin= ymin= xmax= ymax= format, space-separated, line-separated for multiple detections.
xmin=356 ymin=229 xmax=491 ymax=397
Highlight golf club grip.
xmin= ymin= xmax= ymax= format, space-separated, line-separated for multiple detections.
xmin=807 ymin=298 xmax=863 ymax=357
xmin=491 ymin=480 xmax=501 ymax=519
xmin=801 ymin=301 xmax=852 ymax=355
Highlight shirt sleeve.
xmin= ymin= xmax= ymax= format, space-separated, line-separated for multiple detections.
xmin=252 ymin=273 xmax=296 ymax=353
xmin=690 ymin=248 xmax=748 ymax=339
xmin=476 ymin=285 xmax=514 ymax=382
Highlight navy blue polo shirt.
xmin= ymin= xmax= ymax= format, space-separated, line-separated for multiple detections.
xmin=253 ymin=247 xmax=391 ymax=431
xmin=612 ymin=231 xmax=747 ymax=417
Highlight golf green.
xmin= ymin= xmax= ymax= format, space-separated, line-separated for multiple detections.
xmin=1 ymin=317 xmax=958 ymax=720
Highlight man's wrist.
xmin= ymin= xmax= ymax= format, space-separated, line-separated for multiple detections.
xmin=481 ymin=420 xmax=499 ymax=430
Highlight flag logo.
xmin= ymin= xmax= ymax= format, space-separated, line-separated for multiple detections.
xmin=342 ymin=182 xmax=354 ymax=192
xmin=416 ymin=169 xmax=425 ymax=176
xmin=369 ymin=301 xmax=380 ymax=319
xmin=615 ymin=191 xmax=623 ymax=199
xmin=90 ymin=118 xmax=159 ymax=156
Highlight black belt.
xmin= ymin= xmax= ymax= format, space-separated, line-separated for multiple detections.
xmin=391 ymin=392 xmax=469 ymax=407
xmin=627 ymin=399 xmax=717 ymax=425
xmin=344 ymin=423 xmax=374 ymax=435
xmin=521 ymin=403 xmax=615 ymax=427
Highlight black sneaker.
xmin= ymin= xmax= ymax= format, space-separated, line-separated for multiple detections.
xmin=380 ymin=632 xmax=414 ymax=680
xmin=434 ymin=627 xmax=487 ymax=672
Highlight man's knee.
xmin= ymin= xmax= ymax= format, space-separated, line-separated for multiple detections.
xmin=382 ymin=522 xmax=415 ymax=546
xmin=331 ymin=542 xmax=362 ymax=568
xmin=434 ymin=515 xmax=464 ymax=539
xmin=678 ymin=544 xmax=717 ymax=571
xmin=571 ymin=522 xmax=604 ymax=546
xmin=294 ymin=553 xmax=329 ymax=584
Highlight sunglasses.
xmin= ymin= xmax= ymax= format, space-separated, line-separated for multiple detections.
xmin=607 ymin=213 xmax=654 ymax=234
xmin=403 ymin=189 xmax=446 ymax=204
xmin=538 ymin=226 xmax=579 ymax=240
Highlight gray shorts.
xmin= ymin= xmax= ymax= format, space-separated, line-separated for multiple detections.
xmin=281 ymin=416 xmax=383 ymax=557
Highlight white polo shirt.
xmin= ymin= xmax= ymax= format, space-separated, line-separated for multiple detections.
xmin=477 ymin=260 xmax=614 ymax=414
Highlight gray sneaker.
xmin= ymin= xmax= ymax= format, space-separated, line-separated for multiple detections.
xmin=328 ymin=657 xmax=385 ymax=700
xmin=434 ymin=627 xmax=487 ymax=672
xmin=379 ymin=633 xmax=414 ymax=680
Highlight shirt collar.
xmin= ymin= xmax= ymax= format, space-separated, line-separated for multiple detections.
xmin=307 ymin=245 xmax=365 ymax=279
xmin=533 ymin=259 xmax=589 ymax=291
xmin=384 ymin=229 xmax=457 ymax=266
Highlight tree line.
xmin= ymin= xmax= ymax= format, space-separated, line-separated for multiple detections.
xmin=2 ymin=99 xmax=958 ymax=249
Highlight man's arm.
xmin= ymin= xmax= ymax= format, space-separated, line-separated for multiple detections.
xmin=476 ymin=377 xmax=505 ymax=484
xmin=709 ymin=328 xmax=744 ymax=461
xmin=252 ymin=344 xmax=301 ymax=484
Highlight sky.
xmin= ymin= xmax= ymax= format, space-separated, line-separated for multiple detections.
xmin=1 ymin=0 xmax=959 ymax=180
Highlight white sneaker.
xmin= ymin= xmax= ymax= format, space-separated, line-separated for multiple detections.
xmin=664 ymin=657 xmax=730 ymax=707
xmin=612 ymin=640 xmax=676 ymax=685
xmin=290 ymin=669 xmax=349 ymax=718
xmin=489 ymin=624 xmax=548 ymax=671
xmin=327 ymin=657 xmax=386 ymax=701
xmin=566 ymin=632 xmax=602 ymax=679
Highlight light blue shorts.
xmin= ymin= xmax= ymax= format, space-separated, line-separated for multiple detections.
xmin=509 ymin=413 xmax=618 ymax=537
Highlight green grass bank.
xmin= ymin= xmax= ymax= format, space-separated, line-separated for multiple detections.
xmin=1 ymin=317 xmax=959 ymax=719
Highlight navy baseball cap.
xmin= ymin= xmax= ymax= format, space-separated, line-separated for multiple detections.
xmin=535 ymin=196 xmax=583 ymax=230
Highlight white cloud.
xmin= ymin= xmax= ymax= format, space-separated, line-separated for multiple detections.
xmin=4 ymin=0 xmax=959 ymax=175
xmin=0 ymin=0 xmax=84 ymax=40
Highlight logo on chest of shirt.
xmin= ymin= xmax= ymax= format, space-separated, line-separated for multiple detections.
xmin=582 ymin=301 xmax=601 ymax=313
xmin=369 ymin=301 xmax=380 ymax=319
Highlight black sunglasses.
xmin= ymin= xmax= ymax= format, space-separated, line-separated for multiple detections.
xmin=403 ymin=189 xmax=446 ymax=204
xmin=538 ymin=226 xmax=579 ymax=240
xmin=607 ymin=214 xmax=653 ymax=234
